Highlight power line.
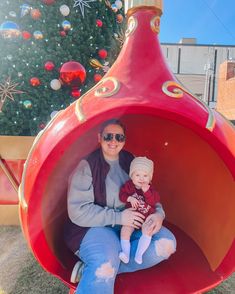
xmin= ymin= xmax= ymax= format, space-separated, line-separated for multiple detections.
xmin=201 ymin=0 xmax=235 ymax=42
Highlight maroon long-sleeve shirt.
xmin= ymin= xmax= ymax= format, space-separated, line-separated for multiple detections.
xmin=119 ymin=180 xmax=160 ymax=217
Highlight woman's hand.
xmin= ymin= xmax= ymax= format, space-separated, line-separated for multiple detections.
xmin=142 ymin=212 xmax=163 ymax=235
xmin=121 ymin=208 xmax=145 ymax=229
xmin=127 ymin=196 xmax=140 ymax=209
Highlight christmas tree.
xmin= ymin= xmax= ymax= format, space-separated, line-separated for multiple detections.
xmin=0 ymin=0 xmax=125 ymax=136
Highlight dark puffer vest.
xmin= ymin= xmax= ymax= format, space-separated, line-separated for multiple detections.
xmin=64 ymin=148 xmax=134 ymax=253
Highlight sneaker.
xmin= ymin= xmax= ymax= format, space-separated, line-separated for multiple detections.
xmin=70 ymin=261 xmax=84 ymax=283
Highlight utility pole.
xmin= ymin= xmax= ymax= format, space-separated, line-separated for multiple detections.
xmin=204 ymin=47 xmax=215 ymax=105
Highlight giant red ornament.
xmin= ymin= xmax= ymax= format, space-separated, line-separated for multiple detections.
xmin=30 ymin=77 xmax=40 ymax=86
xmin=59 ymin=61 xmax=86 ymax=87
xmin=60 ymin=61 xmax=86 ymax=97
xmin=98 ymin=49 xmax=108 ymax=59
xmin=19 ymin=1 xmax=235 ymax=294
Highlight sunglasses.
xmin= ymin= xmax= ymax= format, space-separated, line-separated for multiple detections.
xmin=102 ymin=133 xmax=126 ymax=142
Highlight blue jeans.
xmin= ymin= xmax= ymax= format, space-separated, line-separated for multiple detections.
xmin=75 ymin=225 xmax=176 ymax=294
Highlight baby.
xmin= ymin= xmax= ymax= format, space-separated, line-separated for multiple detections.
xmin=119 ymin=156 xmax=160 ymax=264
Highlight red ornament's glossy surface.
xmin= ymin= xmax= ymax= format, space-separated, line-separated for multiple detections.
xmin=60 ymin=61 xmax=86 ymax=87
xmin=19 ymin=6 xmax=235 ymax=294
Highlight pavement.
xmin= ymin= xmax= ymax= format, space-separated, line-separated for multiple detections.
xmin=0 ymin=225 xmax=234 ymax=294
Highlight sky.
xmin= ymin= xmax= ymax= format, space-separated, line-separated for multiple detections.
xmin=159 ymin=0 xmax=235 ymax=45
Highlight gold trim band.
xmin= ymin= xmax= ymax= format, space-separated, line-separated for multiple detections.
xmin=94 ymin=77 xmax=120 ymax=98
xmin=162 ymin=81 xmax=215 ymax=131
xmin=150 ymin=15 xmax=160 ymax=33
xmin=125 ymin=16 xmax=138 ymax=38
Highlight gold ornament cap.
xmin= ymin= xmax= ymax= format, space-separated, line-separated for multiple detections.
xmin=124 ymin=0 xmax=163 ymax=16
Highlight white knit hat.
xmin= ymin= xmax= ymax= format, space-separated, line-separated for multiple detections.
xmin=129 ymin=157 xmax=154 ymax=179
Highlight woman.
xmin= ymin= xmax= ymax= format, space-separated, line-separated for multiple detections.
xmin=64 ymin=119 xmax=176 ymax=294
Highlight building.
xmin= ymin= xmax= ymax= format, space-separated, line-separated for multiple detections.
xmin=216 ymin=60 xmax=235 ymax=121
xmin=160 ymin=38 xmax=235 ymax=107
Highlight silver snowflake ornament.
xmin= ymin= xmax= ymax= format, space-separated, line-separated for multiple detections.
xmin=73 ymin=0 xmax=96 ymax=18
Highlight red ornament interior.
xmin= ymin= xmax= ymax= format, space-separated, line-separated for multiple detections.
xmin=19 ymin=5 xmax=235 ymax=294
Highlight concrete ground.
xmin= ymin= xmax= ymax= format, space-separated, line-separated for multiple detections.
xmin=0 ymin=226 xmax=234 ymax=294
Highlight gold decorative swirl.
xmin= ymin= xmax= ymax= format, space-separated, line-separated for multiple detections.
xmin=162 ymin=81 xmax=185 ymax=98
xmin=94 ymin=77 xmax=120 ymax=98
xmin=125 ymin=16 xmax=138 ymax=37
xmin=75 ymin=77 xmax=120 ymax=122
xmin=75 ymin=93 xmax=86 ymax=122
xmin=150 ymin=15 xmax=160 ymax=34
xmin=162 ymin=81 xmax=215 ymax=131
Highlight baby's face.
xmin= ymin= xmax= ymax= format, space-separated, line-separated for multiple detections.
xmin=131 ymin=169 xmax=151 ymax=189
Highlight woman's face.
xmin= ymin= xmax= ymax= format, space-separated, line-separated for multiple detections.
xmin=98 ymin=124 xmax=125 ymax=160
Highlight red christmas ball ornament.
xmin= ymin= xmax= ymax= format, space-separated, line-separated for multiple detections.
xmin=41 ymin=0 xmax=56 ymax=5
xmin=71 ymin=89 xmax=81 ymax=98
xmin=31 ymin=9 xmax=41 ymax=20
xmin=60 ymin=61 xmax=86 ymax=87
xmin=22 ymin=31 xmax=32 ymax=40
xmin=39 ymin=123 xmax=46 ymax=129
xmin=59 ymin=30 xmax=67 ymax=37
xmin=98 ymin=49 xmax=108 ymax=59
xmin=44 ymin=61 xmax=55 ymax=71
xmin=96 ymin=19 xmax=103 ymax=27
xmin=94 ymin=73 xmax=102 ymax=83
xmin=30 ymin=77 xmax=41 ymax=87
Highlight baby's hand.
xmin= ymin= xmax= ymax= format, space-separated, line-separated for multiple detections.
xmin=127 ymin=196 xmax=139 ymax=209
xmin=142 ymin=183 xmax=150 ymax=193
